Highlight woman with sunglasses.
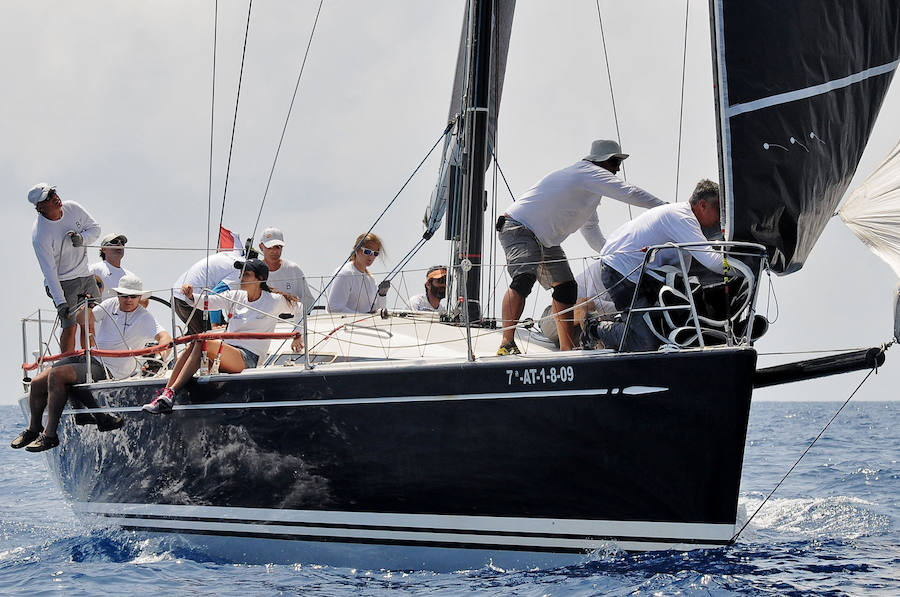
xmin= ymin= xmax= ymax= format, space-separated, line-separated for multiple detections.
xmin=142 ymin=258 xmax=303 ymax=414
xmin=327 ymin=232 xmax=390 ymax=313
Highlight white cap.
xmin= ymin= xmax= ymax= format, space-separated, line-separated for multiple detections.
xmin=112 ymin=273 xmax=149 ymax=298
xmin=27 ymin=183 xmax=56 ymax=205
xmin=101 ymin=233 xmax=128 ymax=246
xmin=261 ymin=227 xmax=285 ymax=248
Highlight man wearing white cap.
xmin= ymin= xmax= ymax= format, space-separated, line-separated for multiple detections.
xmin=28 ymin=182 xmax=102 ymax=353
xmin=10 ymin=273 xmax=171 ymax=452
xmin=90 ymin=232 xmax=135 ymax=299
xmin=496 ymin=140 xmax=665 ymax=355
xmin=258 ymin=227 xmax=315 ymax=313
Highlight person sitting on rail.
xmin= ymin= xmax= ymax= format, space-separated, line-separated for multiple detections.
xmin=142 ymin=258 xmax=303 ymax=414
xmin=408 ymin=265 xmax=447 ymax=312
xmin=326 ymin=232 xmax=391 ymax=313
xmin=10 ymin=274 xmax=172 ymax=452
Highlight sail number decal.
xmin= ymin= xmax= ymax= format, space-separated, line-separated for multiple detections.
xmin=506 ymin=366 xmax=574 ymax=385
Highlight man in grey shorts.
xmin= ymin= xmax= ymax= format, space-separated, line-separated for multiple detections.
xmin=29 ymin=182 xmax=102 ymax=353
xmin=496 ymin=140 xmax=665 ymax=354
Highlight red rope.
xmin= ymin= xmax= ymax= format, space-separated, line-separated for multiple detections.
xmin=21 ymin=331 xmax=301 ymax=371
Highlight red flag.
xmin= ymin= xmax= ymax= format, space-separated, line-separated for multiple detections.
xmin=218 ymin=226 xmax=241 ymax=252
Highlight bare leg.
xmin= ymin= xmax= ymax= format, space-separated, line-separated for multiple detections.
xmin=552 ymin=298 xmax=576 ymax=351
xmin=27 ymin=368 xmax=52 ymax=432
xmin=501 ymin=288 xmax=525 ymax=345
xmin=167 ymin=342 xmax=203 ymax=392
xmin=42 ymin=365 xmax=78 ymax=438
xmin=59 ymin=326 xmax=76 ymax=353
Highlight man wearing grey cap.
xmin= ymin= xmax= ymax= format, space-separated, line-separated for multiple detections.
xmin=28 ymin=182 xmax=102 ymax=353
xmin=89 ymin=232 xmax=135 ymax=299
xmin=496 ymin=140 xmax=665 ymax=355
xmin=258 ymin=227 xmax=315 ymax=313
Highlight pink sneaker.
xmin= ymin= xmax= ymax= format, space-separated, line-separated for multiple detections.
xmin=142 ymin=388 xmax=174 ymax=414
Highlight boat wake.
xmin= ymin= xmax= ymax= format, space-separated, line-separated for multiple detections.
xmin=736 ymin=494 xmax=891 ymax=540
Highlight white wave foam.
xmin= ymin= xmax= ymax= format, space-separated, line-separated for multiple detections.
xmin=736 ymin=494 xmax=890 ymax=540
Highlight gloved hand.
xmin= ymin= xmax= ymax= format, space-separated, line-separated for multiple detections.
xmin=377 ymin=280 xmax=391 ymax=297
xmin=56 ymin=303 xmax=70 ymax=322
xmin=68 ymin=231 xmax=84 ymax=247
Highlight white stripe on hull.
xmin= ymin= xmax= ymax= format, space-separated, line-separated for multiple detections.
xmin=74 ymin=502 xmax=734 ymax=550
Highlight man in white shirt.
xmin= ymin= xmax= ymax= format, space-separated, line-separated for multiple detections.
xmin=496 ymin=140 xmax=665 ymax=354
xmin=89 ymin=232 xmax=134 ymax=299
xmin=28 ymin=183 xmax=102 ymax=353
xmin=10 ymin=274 xmax=172 ymax=452
xmin=258 ymin=227 xmax=315 ymax=313
xmin=593 ymin=179 xmax=726 ymax=352
xmin=409 ymin=265 xmax=447 ymax=312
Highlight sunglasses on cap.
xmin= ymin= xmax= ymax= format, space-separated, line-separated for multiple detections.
xmin=105 ymin=239 xmax=125 ymax=246
xmin=360 ymin=248 xmax=380 ymax=257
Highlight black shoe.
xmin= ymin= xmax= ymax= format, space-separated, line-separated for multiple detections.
xmin=96 ymin=414 xmax=124 ymax=432
xmin=10 ymin=428 xmax=42 ymax=449
xmin=25 ymin=433 xmax=60 ymax=452
xmin=74 ymin=412 xmax=98 ymax=426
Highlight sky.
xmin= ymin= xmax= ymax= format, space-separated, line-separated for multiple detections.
xmin=2 ymin=1 xmax=898 ymax=405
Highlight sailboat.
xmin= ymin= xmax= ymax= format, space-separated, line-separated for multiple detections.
xmin=17 ymin=0 xmax=900 ymax=571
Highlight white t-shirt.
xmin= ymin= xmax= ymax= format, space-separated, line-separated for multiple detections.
xmin=32 ymin=200 xmax=102 ymax=305
xmin=601 ymin=202 xmax=726 ymax=282
xmin=202 ymin=289 xmax=300 ymax=362
xmin=266 ymin=258 xmax=315 ymax=312
xmin=574 ymin=261 xmax=617 ymax=314
xmin=408 ymin=293 xmax=445 ymax=312
xmin=172 ymin=251 xmax=242 ymax=302
xmin=327 ymin=261 xmax=386 ymax=313
xmin=92 ymin=297 xmax=164 ymax=379
xmin=90 ymin=261 xmax=135 ymax=299
xmin=506 ymin=161 xmax=664 ymax=251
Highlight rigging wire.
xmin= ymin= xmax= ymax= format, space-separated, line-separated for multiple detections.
xmin=217 ymin=0 xmax=254 ymax=243
xmin=308 ymin=123 xmax=453 ymax=310
xmin=674 ymin=0 xmax=689 ymax=202
xmin=206 ymin=0 xmax=219 ymax=290
xmin=730 ymin=359 xmax=885 ymax=544
xmin=249 ymin=0 xmax=326 ymax=247
xmin=594 ymin=0 xmax=631 ymax=220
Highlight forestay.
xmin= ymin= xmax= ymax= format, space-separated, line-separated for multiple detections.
xmin=711 ymin=0 xmax=900 ymax=275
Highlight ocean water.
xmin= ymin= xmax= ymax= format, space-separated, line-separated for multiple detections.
xmin=0 ymin=401 xmax=897 ymax=596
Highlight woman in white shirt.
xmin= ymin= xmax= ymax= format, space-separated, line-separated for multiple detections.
xmin=326 ymin=232 xmax=390 ymax=313
xmin=142 ymin=258 xmax=303 ymax=413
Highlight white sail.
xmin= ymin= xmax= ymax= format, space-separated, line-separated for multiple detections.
xmin=839 ymin=140 xmax=900 ymax=277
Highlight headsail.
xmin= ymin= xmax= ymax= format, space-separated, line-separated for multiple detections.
xmin=711 ymin=1 xmax=900 ymax=274
xmin=839 ymin=140 xmax=900 ymax=277
xmin=423 ymin=0 xmax=515 ymax=239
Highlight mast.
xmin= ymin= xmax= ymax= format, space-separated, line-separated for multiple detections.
xmin=457 ymin=0 xmax=494 ymax=321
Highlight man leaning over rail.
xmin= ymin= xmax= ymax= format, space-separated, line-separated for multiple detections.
xmin=592 ymin=179 xmax=727 ymax=352
xmin=495 ymin=140 xmax=665 ymax=354
xmin=28 ymin=182 xmax=102 ymax=353
xmin=11 ymin=274 xmax=172 ymax=452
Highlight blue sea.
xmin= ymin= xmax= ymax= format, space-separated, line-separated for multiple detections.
xmin=1 ymin=401 xmax=897 ymax=596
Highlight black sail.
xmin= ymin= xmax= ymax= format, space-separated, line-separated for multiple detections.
xmin=711 ymin=0 xmax=900 ymax=274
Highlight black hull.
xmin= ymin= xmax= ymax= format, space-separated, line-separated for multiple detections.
xmin=41 ymin=347 xmax=756 ymax=569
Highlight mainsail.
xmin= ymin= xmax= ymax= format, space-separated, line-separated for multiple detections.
xmin=711 ymin=1 xmax=900 ymax=274
xmin=839 ymin=140 xmax=900 ymax=277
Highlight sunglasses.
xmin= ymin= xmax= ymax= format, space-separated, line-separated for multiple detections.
xmin=360 ymin=248 xmax=380 ymax=257
xmin=117 ymin=293 xmax=141 ymax=299
xmin=105 ymin=239 xmax=125 ymax=246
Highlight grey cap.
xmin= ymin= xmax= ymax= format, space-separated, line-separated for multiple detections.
xmin=583 ymin=140 xmax=629 ymax=163
xmin=101 ymin=233 xmax=128 ymax=246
